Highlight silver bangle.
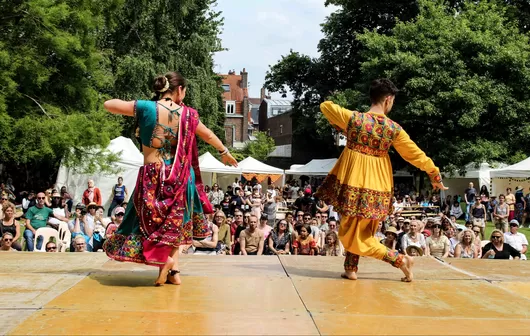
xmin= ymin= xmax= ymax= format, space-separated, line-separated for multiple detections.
xmin=219 ymin=147 xmax=229 ymax=156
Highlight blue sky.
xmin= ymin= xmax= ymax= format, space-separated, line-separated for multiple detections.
xmin=213 ymin=0 xmax=337 ymax=99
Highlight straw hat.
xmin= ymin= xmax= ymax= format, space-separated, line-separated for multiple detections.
xmin=385 ymin=226 xmax=398 ymax=237
xmin=406 ymin=245 xmax=424 ymax=257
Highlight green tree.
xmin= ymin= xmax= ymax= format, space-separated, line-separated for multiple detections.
xmin=355 ymin=0 xmax=530 ymax=172
xmin=105 ymin=0 xmax=226 ymax=154
xmin=0 ymin=0 xmax=123 ymax=177
xmin=230 ymin=131 xmax=275 ymax=162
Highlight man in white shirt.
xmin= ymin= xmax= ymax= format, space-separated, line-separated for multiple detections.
xmin=504 ymin=219 xmax=528 ymax=260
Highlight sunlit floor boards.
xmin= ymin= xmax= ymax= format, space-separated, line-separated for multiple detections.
xmin=4 ymin=253 xmax=530 ymax=335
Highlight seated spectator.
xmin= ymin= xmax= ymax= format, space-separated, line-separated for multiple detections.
xmin=504 ymin=219 xmax=528 ymax=260
xmin=267 ymin=219 xmax=291 ymax=255
xmin=1 ymin=202 xmax=22 ymax=251
xmin=426 ymin=223 xmax=450 ymax=258
xmin=258 ymin=214 xmax=272 ymax=241
xmin=47 ymin=192 xmax=70 ymax=230
xmin=239 ymin=215 xmax=264 ymax=255
xmin=450 ymin=200 xmax=463 ymax=219
xmin=68 ymin=203 xmax=94 ymax=252
xmin=327 ymin=219 xmax=338 ymax=233
xmin=293 ymin=224 xmax=317 ymax=256
xmin=24 ymin=192 xmax=58 ymax=251
xmin=105 ymin=207 xmax=125 ymax=238
xmin=401 ymin=220 xmax=429 ymax=256
xmin=212 ymin=211 xmax=231 ymax=254
xmin=73 ymin=236 xmax=89 ymax=252
xmin=21 ymin=191 xmax=36 ymax=214
xmin=381 ymin=226 xmax=398 ymax=250
xmin=91 ymin=205 xmax=108 ymax=252
xmin=60 ymin=186 xmax=73 ymax=213
xmin=472 ymin=226 xmax=483 ymax=257
xmin=375 ymin=221 xmax=385 ymax=241
xmin=320 ymin=231 xmax=343 ymax=256
xmin=187 ymin=218 xmax=219 ymax=255
xmin=406 ymin=245 xmax=423 ymax=257
xmin=454 ymin=229 xmax=478 ymax=258
xmin=444 ymin=226 xmax=459 ymax=257
xmin=0 ymin=232 xmax=17 ymax=251
xmin=482 ymin=229 xmax=520 ymax=260
xmin=45 ymin=241 xmax=57 ymax=252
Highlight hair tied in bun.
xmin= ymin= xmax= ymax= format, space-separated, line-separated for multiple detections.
xmin=158 ymin=77 xmax=170 ymax=93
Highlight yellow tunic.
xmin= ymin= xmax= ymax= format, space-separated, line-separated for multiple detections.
xmin=315 ymin=101 xmax=441 ymax=222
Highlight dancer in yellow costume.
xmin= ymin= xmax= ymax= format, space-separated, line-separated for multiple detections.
xmin=315 ymin=79 xmax=447 ymax=282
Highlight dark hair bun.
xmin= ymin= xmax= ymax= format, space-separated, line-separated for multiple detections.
xmin=153 ymin=75 xmax=168 ymax=93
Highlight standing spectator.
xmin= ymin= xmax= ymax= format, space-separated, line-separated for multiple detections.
xmin=24 ymin=192 xmax=56 ymax=251
xmin=504 ymin=219 xmax=528 ymax=260
xmin=471 ymin=196 xmax=487 ymax=240
xmin=0 ymin=203 xmax=21 ymax=251
xmin=82 ymin=179 xmax=102 ymax=206
xmin=482 ymin=229 xmax=520 ymax=260
xmin=263 ymin=190 xmax=277 ymax=226
xmin=514 ymin=186 xmax=526 ymax=225
xmin=493 ymin=194 xmax=509 ymax=233
xmin=230 ymin=188 xmax=244 ymax=215
xmin=454 ymin=229 xmax=479 ymax=258
xmin=220 ymin=193 xmax=231 ymax=216
xmin=208 ymin=184 xmax=223 ymax=208
xmin=464 ymin=182 xmax=477 ymax=221
xmin=505 ymin=188 xmax=516 ymax=221
xmin=239 ymin=215 xmax=264 ymax=255
xmin=267 ymin=219 xmax=291 ymax=255
xmin=0 ymin=232 xmax=17 ymax=251
xmin=299 ymin=189 xmax=316 ymax=217
xmin=68 ymin=203 xmax=94 ymax=252
xmin=250 ymin=186 xmax=263 ymax=220
xmin=479 ymin=185 xmax=490 ymax=209
xmin=108 ymin=177 xmax=128 ymax=216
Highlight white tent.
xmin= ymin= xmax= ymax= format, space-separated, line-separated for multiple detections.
xmin=441 ymin=162 xmax=498 ymax=197
xmin=56 ymin=137 xmax=143 ymax=210
xmin=239 ymin=157 xmax=284 ymax=186
xmin=490 ymin=157 xmax=530 ymax=195
xmin=285 ymin=159 xmax=337 ymax=175
xmin=198 ymin=152 xmax=241 ymax=190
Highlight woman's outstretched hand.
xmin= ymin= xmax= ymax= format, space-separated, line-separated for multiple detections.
xmin=432 ymin=182 xmax=448 ymax=191
xmin=221 ymin=152 xmax=238 ymax=167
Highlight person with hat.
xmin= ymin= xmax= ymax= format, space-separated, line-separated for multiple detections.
xmin=315 ymin=79 xmax=447 ymax=282
xmin=106 ymin=207 xmax=125 ymax=238
xmin=381 ymin=226 xmax=398 ymax=250
xmin=405 ymin=245 xmax=423 ymax=257
xmin=504 ymin=219 xmax=528 ymax=260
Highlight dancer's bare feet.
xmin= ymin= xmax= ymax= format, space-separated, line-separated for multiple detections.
xmin=154 ymin=256 xmax=174 ymax=286
xmin=341 ymin=271 xmax=357 ymax=280
xmin=400 ymin=255 xmax=414 ymax=282
xmin=166 ymin=269 xmax=181 ymax=285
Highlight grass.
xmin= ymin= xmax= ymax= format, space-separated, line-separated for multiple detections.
xmin=457 ymin=219 xmax=530 ymax=258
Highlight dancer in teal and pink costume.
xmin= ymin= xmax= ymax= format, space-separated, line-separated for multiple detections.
xmin=103 ymin=72 xmax=237 ymax=286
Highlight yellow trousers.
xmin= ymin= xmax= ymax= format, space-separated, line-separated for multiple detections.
xmin=339 ymin=216 xmax=403 ymax=271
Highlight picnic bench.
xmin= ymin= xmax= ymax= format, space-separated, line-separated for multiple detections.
xmin=399 ymin=205 xmax=440 ymax=218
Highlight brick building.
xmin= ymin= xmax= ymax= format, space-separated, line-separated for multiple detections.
xmin=220 ymin=69 xmax=254 ymax=149
xmin=258 ymin=98 xmax=293 ymax=168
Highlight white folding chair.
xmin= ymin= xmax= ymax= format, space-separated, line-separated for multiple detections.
xmin=57 ymin=222 xmax=72 ymax=252
xmin=34 ymin=227 xmax=60 ymax=252
xmin=481 ymin=240 xmax=490 ymax=248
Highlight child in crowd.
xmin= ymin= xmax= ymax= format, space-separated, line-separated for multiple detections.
xmin=320 ymin=231 xmax=343 ymax=256
xmin=293 ymin=224 xmax=318 ymax=255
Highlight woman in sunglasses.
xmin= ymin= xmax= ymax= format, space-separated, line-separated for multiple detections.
xmin=0 ymin=232 xmax=17 ymax=251
xmin=481 ymin=229 xmax=520 ymax=259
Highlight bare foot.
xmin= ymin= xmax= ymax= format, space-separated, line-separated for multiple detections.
xmin=341 ymin=271 xmax=357 ymax=280
xmin=166 ymin=270 xmax=181 ymax=285
xmin=400 ymin=255 xmax=414 ymax=282
xmin=154 ymin=256 xmax=174 ymax=287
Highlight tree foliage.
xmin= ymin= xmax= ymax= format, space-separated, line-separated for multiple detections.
xmin=0 ymin=0 xmax=226 ymax=184
xmin=231 ymin=131 xmax=275 ymax=162
xmin=265 ymin=0 xmax=530 ymax=172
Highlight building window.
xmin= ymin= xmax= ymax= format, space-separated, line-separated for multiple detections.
xmin=280 ymin=125 xmax=283 ymax=134
xmin=226 ymin=100 xmax=235 ymax=114
xmin=221 ymin=84 xmax=230 ymax=92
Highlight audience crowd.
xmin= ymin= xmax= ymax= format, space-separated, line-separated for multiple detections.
xmin=0 ymin=177 xmax=527 ymax=260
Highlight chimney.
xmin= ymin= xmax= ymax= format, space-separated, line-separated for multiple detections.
xmin=260 ymin=87 xmax=266 ymax=100
xmin=240 ymin=68 xmax=248 ymax=89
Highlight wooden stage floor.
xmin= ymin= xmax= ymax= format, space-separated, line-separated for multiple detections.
xmin=3 ymin=253 xmax=530 ymax=335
